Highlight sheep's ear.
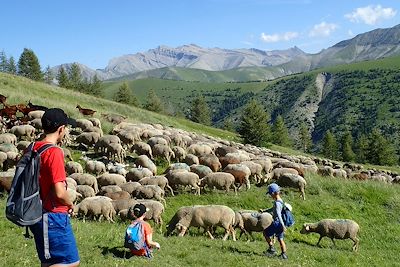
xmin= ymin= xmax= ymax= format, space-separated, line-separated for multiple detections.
xmin=306 ymin=225 xmax=310 ymax=231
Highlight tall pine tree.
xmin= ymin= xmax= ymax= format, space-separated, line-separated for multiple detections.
xmin=89 ymin=74 xmax=102 ymax=96
xmin=43 ymin=65 xmax=54 ymax=84
xmin=322 ymin=130 xmax=338 ymax=159
xmin=143 ymin=89 xmax=163 ymax=113
xmin=368 ymin=128 xmax=398 ymax=166
xmin=68 ymin=63 xmax=82 ymax=90
xmin=57 ymin=66 xmax=69 ymax=88
xmin=17 ymin=48 xmax=43 ymax=80
xmin=272 ymin=115 xmax=292 ymax=147
xmin=355 ymin=134 xmax=369 ymax=163
xmin=0 ymin=50 xmax=8 ymax=72
xmin=299 ymin=122 xmax=312 ymax=152
xmin=190 ymin=96 xmax=211 ymax=125
xmin=7 ymin=56 xmax=17 ymax=74
xmin=341 ymin=131 xmax=355 ymax=162
xmin=238 ymin=99 xmax=271 ymax=147
xmin=114 ymin=82 xmax=137 ymax=105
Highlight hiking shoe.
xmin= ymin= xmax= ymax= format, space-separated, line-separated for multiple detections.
xmin=264 ymin=247 xmax=277 ymax=257
xmin=279 ymin=253 xmax=288 ymax=260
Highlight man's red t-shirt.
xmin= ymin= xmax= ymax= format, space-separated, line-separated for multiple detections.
xmin=34 ymin=141 xmax=68 ymax=213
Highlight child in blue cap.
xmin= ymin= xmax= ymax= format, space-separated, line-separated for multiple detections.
xmin=263 ymin=183 xmax=288 ymax=260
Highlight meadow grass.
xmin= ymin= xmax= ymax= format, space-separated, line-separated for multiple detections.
xmin=1 ymin=174 xmax=400 ymax=267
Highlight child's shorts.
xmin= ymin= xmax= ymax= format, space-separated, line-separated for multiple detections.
xmin=29 ymin=213 xmax=80 ymax=265
xmin=263 ymin=220 xmax=284 ymax=240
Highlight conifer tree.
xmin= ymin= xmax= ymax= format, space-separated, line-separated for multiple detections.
xmin=43 ymin=65 xmax=54 ymax=84
xmin=322 ymin=130 xmax=338 ymax=159
xmin=299 ymin=122 xmax=312 ymax=152
xmin=7 ymin=56 xmax=17 ymax=74
xmin=368 ymin=128 xmax=398 ymax=166
xmin=68 ymin=63 xmax=82 ymax=90
xmin=144 ymin=89 xmax=163 ymax=113
xmin=190 ymin=96 xmax=211 ymax=125
xmin=89 ymin=74 xmax=102 ymax=96
xmin=272 ymin=115 xmax=292 ymax=147
xmin=17 ymin=48 xmax=43 ymax=80
xmin=57 ymin=66 xmax=69 ymax=88
xmin=238 ymin=99 xmax=271 ymax=147
xmin=114 ymin=82 xmax=137 ymax=105
xmin=223 ymin=117 xmax=235 ymax=132
xmin=341 ymin=131 xmax=355 ymax=162
xmin=0 ymin=50 xmax=8 ymax=72
xmin=355 ymin=134 xmax=369 ymax=163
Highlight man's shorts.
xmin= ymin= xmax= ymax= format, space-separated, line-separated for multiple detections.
xmin=29 ymin=213 xmax=80 ymax=265
xmin=263 ymin=220 xmax=284 ymax=240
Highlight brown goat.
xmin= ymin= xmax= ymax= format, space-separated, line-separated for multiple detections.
xmin=76 ymin=105 xmax=96 ymax=116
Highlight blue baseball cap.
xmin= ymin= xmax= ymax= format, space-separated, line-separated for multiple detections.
xmin=267 ymin=183 xmax=280 ymax=195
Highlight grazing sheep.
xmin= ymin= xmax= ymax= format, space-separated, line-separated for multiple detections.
xmin=74 ymin=197 xmax=115 ymax=222
xmin=187 ymin=144 xmax=214 ymax=157
xmin=172 ymin=146 xmax=186 ymax=162
xmin=119 ymin=181 xmax=142 ymax=194
xmin=333 ymin=169 xmax=348 ymax=179
xmin=94 ymin=135 xmax=121 ymax=154
xmin=105 ymin=190 xmax=131 ymax=200
xmin=106 ymin=143 xmax=125 ymax=163
xmin=200 ymin=172 xmax=237 ymax=194
xmin=0 ymin=133 xmax=17 ymax=145
xmin=69 ymin=173 xmax=99 ymax=193
xmin=223 ymin=164 xmax=251 ymax=190
xmin=135 ymin=155 xmax=157 ymax=175
xmin=65 ymin=161 xmax=83 ymax=175
xmin=107 ymin=163 xmax=128 ymax=176
xmin=138 ymin=176 xmax=174 ymax=196
xmin=236 ymin=211 xmax=273 ymax=241
xmin=241 ymin=161 xmax=263 ymax=184
xmin=317 ymin=166 xmax=334 ymax=177
xmin=132 ymin=185 xmax=166 ymax=206
xmin=0 ymin=143 xmax=18 ymax=153
xmin=215 ymin=146 xmax=238 ymax=157
xmin=184 ymin=153 xmax=199 ymax=165
xmin=75 ymin=118 xmax=94 ymax=131
xmin=66 ymin=177 xmax=78 ymax=190
xmin=67 ymin=188 xmax=82 ymax=204
xmin=62 ymin=147 xmax=73 ymax=161
xmin=148 ymin=136 xmax=169 ymax=148
xmin=0 ymin=151 xmax=7 ymax=170
xmin=166 ymin=205 xmax=237 ymax=241
xmin=0 ymin=175 xmax=13 ymax=193
xmin=5 ymin=151 xmax=20 ymax=169
xmin=164 ymin=163 xmax=191 ymax=173
xmin=300 ymin=219 xmax=360 ymax=251
xmin=276 ymin=173 xmax=307 ymax=200
xmin=189 ymin=164 xmax=213 ymax=179
xmin=97 ymin=172 xmax=126 ymax=187
xmin=76 ymin=185 xmax=96 ymax=199
xmin=112 ymin=199 xmax=138 ymax=213
xmin=28 ymin=110 xmax=45 ymax=120
xmin=199 ymin=154 xmax=221 ymax=172
xmin=134 ymin=199 xmax=165 ymax=226
xmin=264 ymin=167 xmax=300 ymax=183
xmin=10 ymin=125 xmax=36 ymax=141
xmin=101 ymin=113 xmax=126 ymax=124
xmin=165 ymin=170 xmax=201 ymax=195
xmin=131 ymin=141 xmax=153 ymax=159
xmin=75 ymin=132 xmax=100 ymax=147
xmin=99 ymin=185 xmax=122 ymax=196
xmin=84 ymin=159 xmax=106 ymax=175
xmin=88 ymin=117 xmax=101 ymax=128
xmin=126 ymin=167 xmax=153 ymax=182
xmin=219 ymin=154 xmax=241 ymax=169
xmin=152 ymin=144 xmax=175 ymax=164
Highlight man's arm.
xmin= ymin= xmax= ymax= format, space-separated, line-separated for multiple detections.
xmin=54 ymin=181 xmax=73 ymax=209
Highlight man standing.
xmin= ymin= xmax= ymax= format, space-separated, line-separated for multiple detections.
xmin=29 ymin=108 xmax=80 ymax=267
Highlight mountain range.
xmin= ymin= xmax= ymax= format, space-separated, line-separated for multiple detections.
xmin=52 ymin=24 xmax=400 ymax=82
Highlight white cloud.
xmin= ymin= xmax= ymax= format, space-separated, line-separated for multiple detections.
xmin=260 ymin=31 xmax=299 ymax=43
xmin=309 ymin=22 xmax=338 ymax=37
xmin=348 ymin=30 xmax=354 ymax=37
xmin=345 ymin=5 xmax=397 ymax=25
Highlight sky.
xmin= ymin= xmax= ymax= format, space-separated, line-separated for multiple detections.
xmin=1 ymin=0 xmax=400 ymax=69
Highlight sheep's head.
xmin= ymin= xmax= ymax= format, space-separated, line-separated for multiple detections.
xmin=300 ymin=223 xmax=311 ymax=234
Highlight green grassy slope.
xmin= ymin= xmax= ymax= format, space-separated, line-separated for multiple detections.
xmin=1 ymin=174 xmax=400 ymax=266
xmin=0 ymin=73 xmax=237 ymax=141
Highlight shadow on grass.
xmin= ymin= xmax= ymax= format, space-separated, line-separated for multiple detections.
xmin=292 ymin=237 xmax=315 ymax=246
xmin=216 ymin=244 xmax=263 ymax=256
xmin=98 ymin=246 xmax=133 ymax=259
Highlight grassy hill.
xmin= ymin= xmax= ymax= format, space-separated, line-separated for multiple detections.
xmin=1 ymin=72 xmax=400 ymax=266
xmin=102 ymin=55 xmax=400 ymax=154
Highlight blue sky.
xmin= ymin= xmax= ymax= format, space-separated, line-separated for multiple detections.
xmin=1 ymin=0 xmax=399 ymax=69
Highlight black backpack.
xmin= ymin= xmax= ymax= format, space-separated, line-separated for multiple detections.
xmin=5 ymin=142 xmax=54 ymax=226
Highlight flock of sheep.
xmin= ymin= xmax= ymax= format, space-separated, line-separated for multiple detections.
xmin=2 ymin=107 xmax=397 ymax=252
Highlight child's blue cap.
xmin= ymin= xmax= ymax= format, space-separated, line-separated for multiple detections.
xmin=267 ymin=183 xmax=280 ymax=195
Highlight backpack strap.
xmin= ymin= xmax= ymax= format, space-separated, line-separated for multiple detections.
xmin=36 ymin=143 xmax=56 ymax=155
